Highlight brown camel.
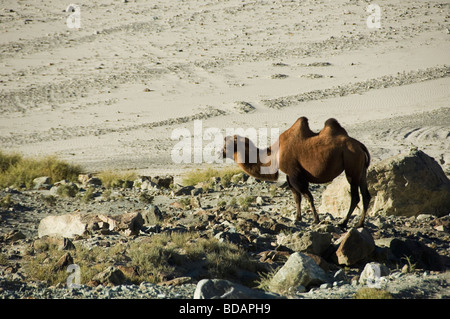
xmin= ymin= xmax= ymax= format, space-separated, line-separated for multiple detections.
xmin=222 ymin=117 xmax=371 ymax=228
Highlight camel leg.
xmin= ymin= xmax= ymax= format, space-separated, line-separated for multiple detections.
xmin=288 ymin=175 xmax=320 ymax=224
xmin=355 ymin=177 xmax=371 ymax=228
xmin=339 ymin=183 xmax=360 ymax=228
xmin=302 ymin=188 xmax=320 ymax=224
xmin=287 ymin=176 xmax=302 ymax=222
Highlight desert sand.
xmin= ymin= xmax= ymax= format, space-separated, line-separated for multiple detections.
xmin=1 ymin=0 xmax=449 ymax=179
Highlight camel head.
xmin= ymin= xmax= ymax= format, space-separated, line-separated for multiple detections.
xmin=220 ymin=135 xmax=258 ymax=163
xmin=221 ymin=135 xmax=240 ymax=160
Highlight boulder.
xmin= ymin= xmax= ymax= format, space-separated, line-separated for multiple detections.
xmin=214 ymin=231 xmax=249 ymax=246
xmin=33 ymin=176 xmax=52 ymax=190
xmin=38 ymin=213 xmax=88 ymax=238
xmin=257 ymin=215 xmax=288 ymax=233
xmin=335 ymin=228 xmax=375 ymax=266
xmin=174 ymin=185 xmax=195 ymax=196
xmin=389 ymin=238 xmax=445 ymax=271
xmin=268 ymin=252 xmax=329 ymax=294
xmin=97 ymin=212 xmax=144 ymax=236
xmin=33 ymin=235 xmax=75 ymax=251
xmin=194 ymin=279 xmax=282 ymax=299
xmin=1 ymin=230 xmax=26 ymax=243
xmin=49 ymin=180 xmax=79 ymax=197
xmin=38 ymin=212 xmax=144 ymax=238
xmin=141 ymin=205 xmax=164 ymax=225
xmin=52 ymin=252 xmax=74 ymax=272
xmin=140 ymin=180 xmax=158 ymax=190
xmin=359 ymin=262 xmax=390 ymax=286
xmin=319 ymin=149 xmax=450 ymax=218
xmin=276 ymin=231 xmax=331 ymax=256
xmin=78 ymin=174 xmax=102 ymax=186
xmin=151 ymin=175 xmax=173 ymax=188
xmin=92 ymin=266 xmax=126 ymax=286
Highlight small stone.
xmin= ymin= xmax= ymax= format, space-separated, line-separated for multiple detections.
xmin=33 ymin=235 xmax=75 ymax=251
xmin=320 ymin=283 xmax=332 ymax=289
xmin=333 ymin=269 xmax=346 ymax=281
xmin=52 ymin=252 xmax=73 ymax=272
xmin=194 ymin=279 xmax=282 ymax=299
xmin=2 ymin=230 xmax=26 ymax=243
xmin=33 ymin=176 xmax=51 ymax=190
xmin=256 ymin=196 xmax=264 ymax=206
xmin=174 ymin=185 xmax=195 ymax=196
xmin=151 ymin=175 xmax=173 ymax=188
xmin=416 ymin=214 xmax=432 ymax=221
xmin=401 ymin=264 xmax=410 ymax=273
xmin=142 ymin=205 xmax=163 ymax=225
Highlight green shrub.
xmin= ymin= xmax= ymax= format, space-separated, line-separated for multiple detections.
xmin=0 ymin=150 xmax=82 ymax=189
xmin=97 ymin=170 xmax=137 ymax=189
xmin=182 ymin=167 xmax=241 ymax=187
xmin=23 ymin=248 xmax=69 ymax=285
xmin=354 ymin=288 xmax=393 ymax=299
xmin=22 ymin=232 xmax=259 ymax=287
xmin=255 ymin=266 xmax=281 ymax=292
xmin=238 ymin=195 xmax=254 ymax=211
xmin=56 ymin=183 xmax=79 ymax=198
xmin=81 ymin=187 xmax=96 ymax=203
xmin=0 ymin=194 xmax=13 ymax=209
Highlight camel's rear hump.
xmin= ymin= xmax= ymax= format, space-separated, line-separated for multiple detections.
xmin=321 ymin=118 xmax=348 ymax=136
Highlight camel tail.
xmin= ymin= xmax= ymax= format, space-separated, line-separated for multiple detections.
xmin=360 ymin=142 xmax=371 ymax=168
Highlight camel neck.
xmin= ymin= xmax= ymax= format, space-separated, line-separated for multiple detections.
xmin=235 ymin=146 xmax=279 ymax=181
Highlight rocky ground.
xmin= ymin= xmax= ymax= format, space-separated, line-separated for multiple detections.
xmin=0 ymin=0 xmax=449 ymax=301
xmin=0 ymin=172 xmax=448 ymax=299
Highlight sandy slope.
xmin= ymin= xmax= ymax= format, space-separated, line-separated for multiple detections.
xmin=0 ymin=0 xmax=449 ymax=177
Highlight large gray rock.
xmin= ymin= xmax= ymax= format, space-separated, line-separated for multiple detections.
xmin=194 ymin=279 xmax=282 ymax=299
xmin=276 ymin=231 xmax=331 ymax=256
xmin=319 ymin=149 xmax=450 ymax=218
xmin=151 ymin=175 xmax=173 ymax=188
xmin=141 ymin=205 xmax=164 ymax=225
xmin=33 ymin=176 xmax=51 ymax=190
xmin=33 ymin=235 xmax=75 ymax=251
xmin=38 ymin=213 xmax=88 ymax=238
xmin=268 ymin=252 xmax=329 ymax=294
xmin=38 ymin=212 xmax=144 ymax=238
xmin=359 ymin=262 xmax=390 ymax=286
xmin=389 ymin=238 xmax=445 ymax=271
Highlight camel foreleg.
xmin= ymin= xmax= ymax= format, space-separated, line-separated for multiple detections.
xmin=287 ymin=175 xmax=320 ymax=224
xmin=286 ymin=176 xmax=302 ymax=222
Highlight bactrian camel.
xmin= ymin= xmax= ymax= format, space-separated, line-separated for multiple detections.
xmin=221 ymin=117 xmax=371 ymax=228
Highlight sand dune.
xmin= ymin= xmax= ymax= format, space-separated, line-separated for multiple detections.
xmin=1 ymin=0 xmax=448 ymax=176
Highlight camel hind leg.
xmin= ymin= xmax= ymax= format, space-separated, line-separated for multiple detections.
xmin=338 ymin=182 xmax=360 ymax=228
xmin=339 ymin=163 xmax=371 ymax=228
xmin=355 ymin=175 xmax=371 ymax=228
